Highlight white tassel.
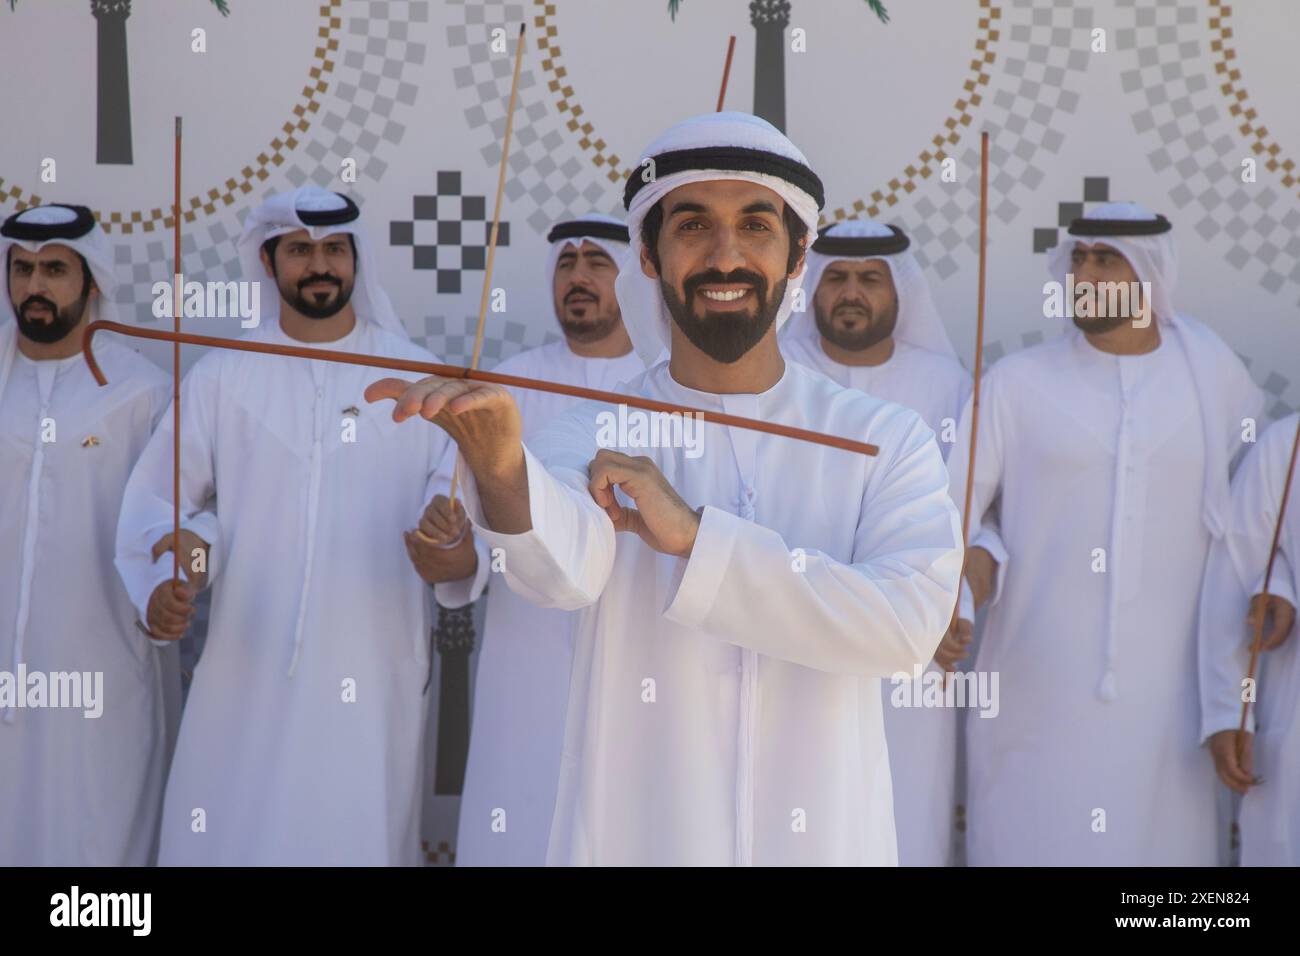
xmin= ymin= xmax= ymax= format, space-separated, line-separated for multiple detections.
xmin=1098 ymin=670 xmax=1118 ymax=702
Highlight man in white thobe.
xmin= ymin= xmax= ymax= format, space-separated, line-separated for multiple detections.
xmin=367 ymin=112 xmax=964 ymax=866
xmin=428 ymin=213 xmax=643 ymax=866
xmin=115 ymin=186 xmax=455 ymax=865
xmin=781 ymin=219 xmax=971 ymax=866
xmin=1199 ymin=412 xmax=1299 ymax=865
xmin=947 ymin=202 xmax=1266 ymax=865
xmin=0 ymin=204 xmax=175 ymax=865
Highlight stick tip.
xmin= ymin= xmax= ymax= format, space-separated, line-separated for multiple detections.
xmin=518 ymin=22 xmax=525 ymax=35
xmin=175 ymin=116 xmax=182 ymax=135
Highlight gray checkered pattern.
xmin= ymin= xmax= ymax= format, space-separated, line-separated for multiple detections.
xmin=91 ymin=1 xmax=432 ymax=326
xmin=1113 ymin=0 xmax=1297 ymax=405
xmin=446 ymin=0 xmax=1091 ymax=287
xmin=1116 ymin=0 xmax=1300 ymax=307
xmin=408 ymin=312 xmax=560 ymax=366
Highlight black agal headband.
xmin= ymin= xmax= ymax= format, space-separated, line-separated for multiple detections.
xmin=812 ymin=224 xmax=910 ymax=257
xmin=295 ymin=193 xmax=360 ymax=227
xmin=1067 ymin=214 xmax=1171 ymax=237
xmin=547 ymin=220 xmax=631 ymax=244
xmin=0 ymin=204 xmax=97 ymax=242
xmin=623 ymin=146 xmax=825 ymax=211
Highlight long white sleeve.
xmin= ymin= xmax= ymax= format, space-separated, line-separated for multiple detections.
xmin=947 ymin=368 xmax=1008 ymax=602
xmin=1198 ymin=416 xmax=1297 ymax=741
xmin=456 ymin=442 xmax=616 ymax=611
xmin=663 ymin=412 xmax=962 ymax=677
xmin=115 ymin=362 xmax=223 ymax=622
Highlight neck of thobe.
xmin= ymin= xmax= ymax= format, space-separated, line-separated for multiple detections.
xmin=1082 ymin=313 xmax=1163 ymax=356
xmin=560 ymin=321 xmax=635 ymax=360
xmin=667 ymin=324 xmax=786 ymax=394
xmin=278 ymin=302 xmax=358 ymax=343
xmin=818 ymin=332 xmax=895 ymax=368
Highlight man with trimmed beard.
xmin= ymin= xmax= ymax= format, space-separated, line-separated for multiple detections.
xmin=115 ymin=186 xmax=459 ymax=865
xmin=0 ymin=204 xmax=174 ymax=865
xmin=367 ymin=113 xmax=963 ymax=866
xmin=423 ymin=213 xmax=643 ymax=866
xmin=781 ymin=219 xmax=976 ymax=866
xmin=946 ymin=202 xmax=1266 ymax=865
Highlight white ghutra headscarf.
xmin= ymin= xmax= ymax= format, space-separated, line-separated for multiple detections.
xmin=0 ymin=203 xmax=122 ymax=401
xmin=616 ymin=111 xmax=824 ymax=366
xmin=236 ymin=185 xmax=408 ymax=340
xmin=782 ymin=218 xmax=958 ymax=361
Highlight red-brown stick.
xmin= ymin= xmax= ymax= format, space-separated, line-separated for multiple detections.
xmin=945 ymin=130 xmax=991 ymax=681
xmin=172 ymin=117 xmax=182 ymax=588
xmin=1236 ymin=413 xmax=1300 ymax=765
xmin=81 ymin=320 xmax=879 ymax=457
xmin=448 ymin=21 xmax=526 ymax=512
xmin=717 ymin=35 xmax=736 ymax=111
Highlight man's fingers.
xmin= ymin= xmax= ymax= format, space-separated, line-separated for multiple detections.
xmin=1263 ymin=601 xmax=1296 ymax=650
xmin=363 ymin=377 xmax=414 ymax=406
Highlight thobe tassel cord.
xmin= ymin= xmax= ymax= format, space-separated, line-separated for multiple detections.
xmin=1236 ymin=413 xmax=1300 ymax=765
xmin=81 ymin=321 xmax=881 ymax=457
xmin=445 ymin=21 xmax=526 ymax=518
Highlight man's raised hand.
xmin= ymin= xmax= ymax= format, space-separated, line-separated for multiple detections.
xmin=364 ymin=375 xmax=523 ymax=478
xmin=587 ymin=449 xmax=701 ymax=559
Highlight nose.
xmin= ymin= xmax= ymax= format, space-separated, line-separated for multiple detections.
xmin=307 ymin=245 xmax=331 ymax=276
xmin=703 ymin=224 xmax=746 ymax=275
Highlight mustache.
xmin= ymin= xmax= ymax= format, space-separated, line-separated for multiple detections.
xmin=832 ymin=299 xmax=872 ymax=317
xmin=20 ymin=294 xmax=59 ymax=316
xmin=682 ymin=269 xmax=768 ymax=303
xmin=298 ymin=274 xmax=342 ymax=293
xmin=18 ymin=293 xmax=58 ymax=319
xmin=563 ymin=285 xmax=599 ymax=305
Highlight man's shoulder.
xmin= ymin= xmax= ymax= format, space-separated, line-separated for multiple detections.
xmin=786 ymin=358 xmax=931 ymax=442
xmin=490 ymin=339 xmax=565 ymax=376
xmin=96 ymin=339 xmax=170 ymax=393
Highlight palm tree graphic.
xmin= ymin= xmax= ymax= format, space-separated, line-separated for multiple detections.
xmin=668 ymin=0 xmax=889 ymax=132
xmin=6 ymin=0 xmax=231 ymax=165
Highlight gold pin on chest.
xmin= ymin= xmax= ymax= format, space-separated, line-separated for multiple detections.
xmin=80 ymin=435 xmax=101 ymax=448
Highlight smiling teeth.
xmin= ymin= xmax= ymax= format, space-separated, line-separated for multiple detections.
xmin=702 ymin=289 xmax=748 ymax=301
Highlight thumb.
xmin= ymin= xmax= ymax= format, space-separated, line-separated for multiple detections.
xmin=363 ymin=377 xmax=410 ymax=405
xmin=151 ymin=534 xmax=173 ymax=562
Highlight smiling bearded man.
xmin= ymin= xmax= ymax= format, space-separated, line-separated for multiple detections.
xmin=366 ymin=112 xmax=964 ymax=866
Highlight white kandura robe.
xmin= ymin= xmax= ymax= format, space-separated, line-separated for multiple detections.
xmin=454 ymin=358 xmax=963 ymax=865
xmin=1199 ymin=412 xmax=1300 ymax=865
xmin=0 ymin=336 xmax=177 ymax=865
xmin=439 ymin=339 xmax=644 ymax=866
xmin=948 ymin=329 xmax=1264 ymax=866
xmin=116 ymin=320 xmax=454 ymax=866
xmin=784 ymin=335 xmax=971 ymax=866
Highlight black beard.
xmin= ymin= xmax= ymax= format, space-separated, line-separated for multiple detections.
xmin=556 ymin=288 xmax=620 ymax=344
xmin=14 ymin=291 xmax=90 ymax=344
xmin=813 ymin=298 xmax=898 ymax=352
xmin=280 ymin=273 xmax=354 ymax=320
xmin=661 ymin=268 xmax=785 ymax=364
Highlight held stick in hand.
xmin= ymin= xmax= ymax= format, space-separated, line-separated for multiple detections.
xmin=444 ymin=22 xmax=527 ymax=519
xmin=171 ymin=117 xmax=183 ymax=588
xmin=82 ymin=321 xmax=879 ymax=458
xmin=1236 ymin=413 xmax=1300 ymax=768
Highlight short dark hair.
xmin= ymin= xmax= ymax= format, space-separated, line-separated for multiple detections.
xmin=639 ymin=199 xmax=808 ymax=275
xmin=261 ymin=233 xmax=358 ymax=274
xmin=6 ymin=245 xmax=95 ymax=297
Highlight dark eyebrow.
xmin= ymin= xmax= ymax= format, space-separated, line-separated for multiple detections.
xmin=582 ymin=248 xmax=615 ymax=264
xmin=741 ymin=201 xmax=780 ymax=216
xmin=666 ymin=201 xmax=708 ymax=217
